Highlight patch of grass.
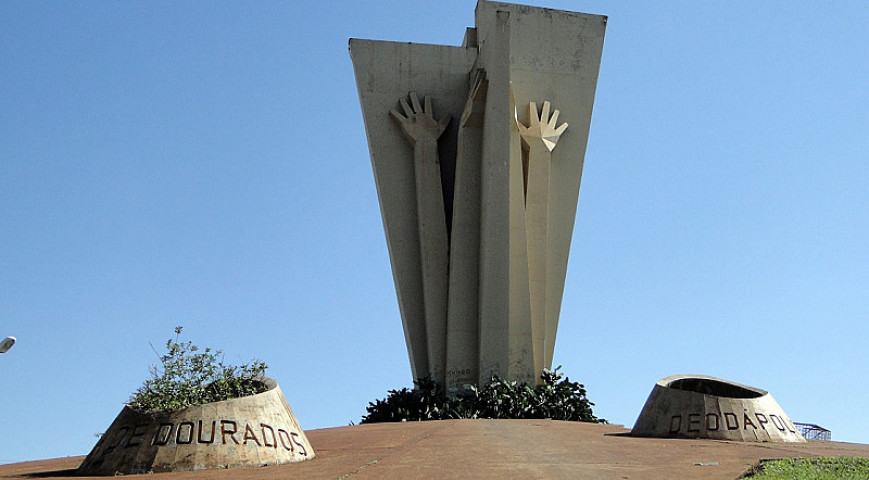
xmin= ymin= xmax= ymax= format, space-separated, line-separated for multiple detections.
xmin=743 ymin=457 xmax=869 ymax=479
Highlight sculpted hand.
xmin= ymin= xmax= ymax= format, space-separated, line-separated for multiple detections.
xmin=517 ymin=101 xmax=567 ymax=152
xmin=390 ymin=92 xmax=450 ymax=145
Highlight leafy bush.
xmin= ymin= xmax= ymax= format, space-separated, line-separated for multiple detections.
xmin=362 ymin=367 xmax=601 ymax=423
xmin=128 ymin=327 xmax=269 ymax=414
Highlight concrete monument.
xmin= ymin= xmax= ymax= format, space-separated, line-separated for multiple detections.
xmin=350 ymin=1 xmax=606 ymax=392
xmin=631 ymin=375 xmax=806 ymax=443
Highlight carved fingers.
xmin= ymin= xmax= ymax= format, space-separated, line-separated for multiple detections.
xmin=390 ymin=92 xmax=450 ymax=145
xmin=517 ymin=100 xmax=568 ymax=152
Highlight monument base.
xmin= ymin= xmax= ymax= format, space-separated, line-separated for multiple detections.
xmin=631 ymin=374 xmax=806 ymax=443
xmin=76 ymin=378 xmax=314 ymax=475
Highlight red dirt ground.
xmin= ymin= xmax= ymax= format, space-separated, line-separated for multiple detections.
xmin=2 ymin=419 xmax=867 ymax=479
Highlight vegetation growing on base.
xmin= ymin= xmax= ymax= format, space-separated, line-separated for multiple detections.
xmin=362 ymin=367 xmax=601 ymax=423
xmin=129 ymin=327 xmax=269 ymax=414
xmin=742 ymin=457 xmax=869 ymax=480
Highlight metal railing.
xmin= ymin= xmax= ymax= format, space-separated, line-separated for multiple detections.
xmin=794 ymin=422 xmax=831 ymax=441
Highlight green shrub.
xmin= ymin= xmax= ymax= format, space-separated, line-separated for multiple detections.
xmin=362 ymin=367 xmax=601 ymax=423
xmin=128 ymin=327 xmax=269 ymax=414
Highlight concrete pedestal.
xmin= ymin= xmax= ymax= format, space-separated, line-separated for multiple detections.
xmin=77 ymin=379 xmax=314 ymax=475
xmin=631 ymin=374 xmax=805 ymax=443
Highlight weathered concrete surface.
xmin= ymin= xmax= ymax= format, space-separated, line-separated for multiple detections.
xmin=351 ymin=0 xmax=606 ymax=393
xmin=76 ymin=379 xmax=313 ymax=475
xmin=350 ymin=37 xmax=476 ymax=386
xmin=632 ymin=375 xmax=805 ymax=443
xmin=5 ymin=420 xmax=868 ymax=479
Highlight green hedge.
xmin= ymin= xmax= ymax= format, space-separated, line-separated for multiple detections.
xmin=362 ymin=367 xmax=602 ymax=423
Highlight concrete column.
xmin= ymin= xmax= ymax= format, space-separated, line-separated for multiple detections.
xmin=525 ymin=142 xmax=551 ymax=377
xmin=445 ymin=72 xmax=486 ymax=392
xmin=412 ymin=133 xmax=449 ymax=385
xmin=477 ymin=10 xmax=515 ymax=384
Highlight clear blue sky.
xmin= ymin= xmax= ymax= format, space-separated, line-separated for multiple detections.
xmin=2 ymin=0 xmax=867 ymax=464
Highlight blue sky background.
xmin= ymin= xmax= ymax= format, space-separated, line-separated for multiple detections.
xmin=2 ymin=0 xmax=867 ymax=464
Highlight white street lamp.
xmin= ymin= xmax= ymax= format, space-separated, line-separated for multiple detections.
xmin=0 ymin=336 xmax=15 ymax=354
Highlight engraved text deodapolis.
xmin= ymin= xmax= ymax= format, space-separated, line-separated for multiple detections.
xmin=668 ymin=411 xmax=799 ymax=435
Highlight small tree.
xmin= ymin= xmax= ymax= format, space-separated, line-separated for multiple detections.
xmin=129 ymin=327 xmax=268 ymax=414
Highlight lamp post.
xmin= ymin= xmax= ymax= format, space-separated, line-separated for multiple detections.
xmin=0 ymin=336 xmax=15 ymax=354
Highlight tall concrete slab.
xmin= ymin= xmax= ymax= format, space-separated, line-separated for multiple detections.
xmin=350 ymin=40 xmax=476 ymax=385
xmin=475 ymin=1 xmax=607 ymax=371
xmin=445 ymin=71 xmax=486 ymax=390
xmin=351 ymin=0 xmax=606 ymax=391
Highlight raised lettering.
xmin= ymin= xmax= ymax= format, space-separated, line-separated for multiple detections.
xmin=754 ymin=413 xmax=769 ymax=430
xmin=724 ymin=413 xmax=739 ymax=430
xmin=104 ymin=426 xmax=129 ymax=454
xmin=221 ymin=420 xmax=239 ymax=445
xmin=243 ymin=423 xmax=261 ymax=446
xmin=743 ymin=412 xmax=756 ymax=430
xmin=706 ymin=413 xmax=719 ymax=431
xmin=153 ymin=424 xmax=174 ymax=446
xmin=769 ymin=414 xmax=786 ymax=431
xmin=687 ymin=414 xmax=701 ymax=433
xmin=127 ymin=424 xmax=148 ymax=447
xmin=198 ymin=420 xmax=216 ymax=444
xmin=669 ymin=415 xmax=682 ymax=434
xmin=176 ymin=422 xmax=194 ymax=444
xmin=290 ymin=432 xmax=308 ymax=456
xmin=261 ymin=424 xmax=276 ymax=448
xmin=278 ymin=429 xmax=294 ymax=452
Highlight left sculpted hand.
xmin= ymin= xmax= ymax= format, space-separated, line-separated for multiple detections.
xmin=390 ymin=92 xmax=450 ymax=145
